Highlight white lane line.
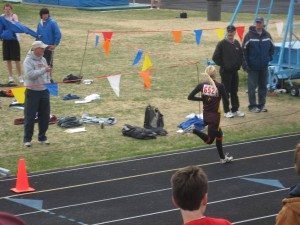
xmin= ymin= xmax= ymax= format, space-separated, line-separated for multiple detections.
xmin=89 ymin=189 xmax=289 ymax=225
xmin=14 ymin=166 xmax=293 ymax=216
xmin=1 ymin=149 xmax=294 ymax=200
xmin=1 ymin=133 xmax=298 ymax=181
xmin=233 ymin=214 xmax=277 ymax=224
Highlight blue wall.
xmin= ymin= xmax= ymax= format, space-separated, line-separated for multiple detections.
xmin=23 ymin=0 xmax=129 ymax=7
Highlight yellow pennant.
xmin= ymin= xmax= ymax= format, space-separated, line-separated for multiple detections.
xmin=215 ymin=28 xmax=225 ymax=40
xmin=11 ymin=87 xmax=26 ymax=104
xmin=141 ymin=53 xmax=153 ymax=72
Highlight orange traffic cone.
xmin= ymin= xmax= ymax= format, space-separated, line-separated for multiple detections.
xmin=11 ymin=158 xmax=35 ymax=193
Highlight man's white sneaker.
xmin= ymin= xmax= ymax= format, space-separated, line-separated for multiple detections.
xmin=8 ymin=76 xmax=14 ymax=83
xmin=24 ymin=142 xmax=32 ymax=147
xmin=224 ymin=112 xmax=234 ymax=118
xmin=19 ymin=76 xmax=24 ymax=83
xmin=232 ymin=111 xmax=245 ymax=117
xmin=39 ymin=140 xmax=50 ymax=145
xmin=220 ymin=154 xmax=233 ymax=164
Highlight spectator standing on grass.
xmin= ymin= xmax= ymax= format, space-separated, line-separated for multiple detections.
xmin=171 ymin=165 xmax=233 ymax=225
xmin=187 ymin=65 xmax=233 ymax=164
xmin=213 ymin=25 xmax=245 ymax=118
xmin=276 ymin=143 xmax=300 ymax=225
xmin=1 ymin=3 xmax=23 ymax=83
xmin=37 ymin=8 xmax=61 ymax=82
xmin=23 ymin=41 xmax=51 ymax=147
xmin=242 ymin=17 xmax=274 ymax=113
xmin=150 ymin=0 xmax=161 ymax=9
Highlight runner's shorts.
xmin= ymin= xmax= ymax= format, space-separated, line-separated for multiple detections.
xmin=3 ymin=39 xmax=21 ymax=61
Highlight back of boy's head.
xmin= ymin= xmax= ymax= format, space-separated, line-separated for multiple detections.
xmin=171 ymin=165 xmax=208 ymax=211
xmin=294 ymin=144 xmax=300 ymax=174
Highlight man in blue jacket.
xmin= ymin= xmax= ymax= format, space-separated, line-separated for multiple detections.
xmin=242 ymin=17 xmax=274 ymax=113
xmin=37 ymin=8 xmax=61 ymax=81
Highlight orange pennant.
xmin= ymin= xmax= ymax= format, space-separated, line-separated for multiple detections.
xmin=236 ymin=26 xmax=245 ymax=42
xmin=139 ymin=70 xmax=152 ymax=90
xmin=172 ymin=30 xmax=182 ymax=43
xmin=103 ymin=39 xmax=111 ymax=56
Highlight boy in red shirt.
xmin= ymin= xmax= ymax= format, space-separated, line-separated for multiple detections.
xmin=171 ymin=165 xmax=232 ymax=225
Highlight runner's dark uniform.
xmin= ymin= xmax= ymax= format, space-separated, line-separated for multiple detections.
xmin=188 ymin=80 xmax=229 ymax=159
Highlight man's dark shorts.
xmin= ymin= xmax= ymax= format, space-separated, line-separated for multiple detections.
xmin=3 ymin=39 xmax=20 ymax=61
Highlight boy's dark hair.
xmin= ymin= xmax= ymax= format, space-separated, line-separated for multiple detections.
xmin=171 ymin=165 xmax=208 ymax=211
xmin=294 ymin=144 xmax=300 ymax=174
xmin=39 ymin=8 xmax=50 ymax=18
xmin=3 ymin=3 xmax=13 ymax=10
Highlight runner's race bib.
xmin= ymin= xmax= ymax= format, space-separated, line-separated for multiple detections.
xmin=202 ymin=84 xmax=218 ymax=97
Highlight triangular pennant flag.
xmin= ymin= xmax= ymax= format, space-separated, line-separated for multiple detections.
xmin=141 ymin=53 xmax=153 ymax=71
xmin=45 ymin=83 xmax=58 ymax=96
xmin=236 ymin=26 xmax=245 ymax=42
xmin=172 ymin=30 xmax=182 ymax=43
xmin=8 ymin=198 xmax=43 ymax=210
xmin=107 ymin=74 xmax=121 ymax=97
xmin=216 ymin=28 xmax=225 ymax=40
xmin=133 ymin=49 xmax=143 ymax=65
xmin=11 ymin=87 xmax=26 ymax=104
xmin=103 ymin=39 xmax=111 ymax=57
xmin=139 ymin=70 xmax=152 ymax=90
xmin=276 ymin=22 xmax=284 ymax=37
xmin=102 ymin=31 xmax=113 ymax=41
xmin=95 ymin=34 xmax=100 ymax=47
xmin=194 ymin=29 xmax=203 ymax=45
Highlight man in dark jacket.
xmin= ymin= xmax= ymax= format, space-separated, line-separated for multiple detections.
xmin=213 ymin=25 xmax=245 ymax=118
xmin=242 ymin=17 xmax=274 ymax=113
xmin=276 ymin=143 xmax=300 ymax=225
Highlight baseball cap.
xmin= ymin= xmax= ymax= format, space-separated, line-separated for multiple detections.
xmin=0 ymin=212 xmax=27 ymax=225
xmin=255 ymin=17 xmax=264 ymax=23
xmin=226 ymin=25 xmax=236 ymax=32
xmin=31 ymin=41 xmax=48 ymax=50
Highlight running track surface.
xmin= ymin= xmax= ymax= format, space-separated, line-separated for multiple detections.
xmin=0 ymin=133 xmax=300 ymax=225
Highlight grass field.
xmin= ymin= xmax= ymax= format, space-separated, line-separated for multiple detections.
xmin=0 ymin=2 xmax=299 ymax=173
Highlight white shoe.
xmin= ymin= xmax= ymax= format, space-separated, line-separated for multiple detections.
xmin=39 ymin=140 xmax=50 ymax=145
xmin=8 ymin=76 xmax=14 ymax=83
xmin=19 ymin=76 xmax=24 ymax=83
xmin=220 ymin=153 xmax=233 ymax=164
xmin=232 ymin=111 xmax=245 ymax=117
xmin=224 ymin=112 xmax=234 ymax=118
xmin=24 ymin=142 xmax=32 ymax=147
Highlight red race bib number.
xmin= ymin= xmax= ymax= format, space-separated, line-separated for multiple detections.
xmin=203 ymin=84 xmax=218 ymax=97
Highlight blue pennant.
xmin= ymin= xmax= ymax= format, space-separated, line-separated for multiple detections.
xmin=132 ymin=49 xmax=143 ymax=65
xmin=194 ymin=29 xmax=203 ymax=45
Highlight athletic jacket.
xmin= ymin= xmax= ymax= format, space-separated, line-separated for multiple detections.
xmin=212 ymin=38 xmax=243 ymax=71
xmin=242 ymin=26 xmax=274 ymax=71
xmin=23 ymin=51 xmax=50 ymax=91
xmin=276 ymin=184 xmax=300 ymax=225
xmin=37 ymin=16 xmax=61 ymax=46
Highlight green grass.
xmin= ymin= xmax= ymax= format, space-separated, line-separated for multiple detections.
xmin=0 ymin=2 xmax=299 ymax=173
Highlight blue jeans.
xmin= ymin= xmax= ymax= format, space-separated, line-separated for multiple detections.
xmin=247 ymin=69 xmax=268 ymax=110
xmin=23 ymin=89 xmax=50 ymax=142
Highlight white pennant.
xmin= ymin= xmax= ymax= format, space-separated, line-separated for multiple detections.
xmin=107 ymin=74 xmax=121 ymax=97
xmin=276 ymin=22 xmax=284 ymax=37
